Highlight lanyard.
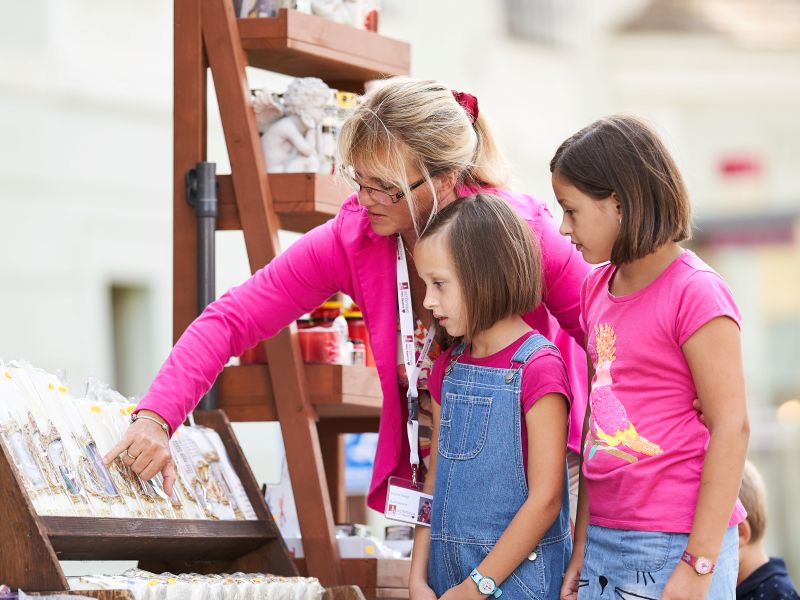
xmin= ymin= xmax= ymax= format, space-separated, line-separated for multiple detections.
xmin=396 ymin=235 xmax=436 ymax=485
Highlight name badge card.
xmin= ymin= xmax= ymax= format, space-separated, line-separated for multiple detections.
xmin=385 ymin=476 xmax=433 ymax=528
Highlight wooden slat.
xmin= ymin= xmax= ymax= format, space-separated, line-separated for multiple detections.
xmin=216 ymin=364 xmax=383 ymax=422
xmin=173 ymin=0 xmax=208 ymax=342
xmin=43 ymin=517 xmax=273 ymax=561
xmin=307 ymin=364 xmax=382 ymax=408
xmin=238 ymin=10 xmax=410 ymax=88
xmin=201 ymin=0 xmax=342 ymax=585
xmin=217 ymin=173 xmax=351 ymax=233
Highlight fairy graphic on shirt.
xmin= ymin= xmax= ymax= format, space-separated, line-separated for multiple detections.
xmin=585 ymin=323 xmax=663 ymax=463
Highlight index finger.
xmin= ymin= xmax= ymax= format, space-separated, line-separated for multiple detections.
xmin=103 ymin=437 xmax=131 ymax=465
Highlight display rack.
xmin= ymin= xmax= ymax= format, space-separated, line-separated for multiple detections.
xmin=0 ymin=410 xmax=294 ymax=588
xmin=173 ymin=0 xmax=411 ymax=595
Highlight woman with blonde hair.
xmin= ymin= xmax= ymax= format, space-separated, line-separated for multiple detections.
xmin=106 ymin=77 xmax=589 ymax=528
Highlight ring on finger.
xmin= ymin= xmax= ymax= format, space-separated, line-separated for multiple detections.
xmin=125 ymin=449 xmax=137 ymax=460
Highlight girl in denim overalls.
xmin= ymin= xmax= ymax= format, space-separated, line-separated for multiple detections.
xmin=409 ymin=194 xmax=573 ymax=600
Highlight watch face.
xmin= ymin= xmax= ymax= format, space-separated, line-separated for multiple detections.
xmin=478 ymin=578 xmax=496 ymax=594
xmin=695 ymin=557 xmax=713 ymax=574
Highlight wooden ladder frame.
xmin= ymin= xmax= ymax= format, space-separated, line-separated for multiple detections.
xmin=172 ymin=0 xmax=410 ymax=588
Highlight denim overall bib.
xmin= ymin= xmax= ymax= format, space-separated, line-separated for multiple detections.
xmin=428 ymin=334 xmax=572 ymax=600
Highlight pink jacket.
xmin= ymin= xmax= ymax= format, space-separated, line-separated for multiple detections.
xmin=137 ymin=188 xmax=590 ymax=511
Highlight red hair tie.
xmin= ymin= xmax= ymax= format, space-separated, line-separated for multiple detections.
xmin=452 ymin=90 xmax=479 ymax=124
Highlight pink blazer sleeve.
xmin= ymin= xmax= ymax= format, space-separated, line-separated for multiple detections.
xmin=136 ymin=215 xmax=351 ymax=433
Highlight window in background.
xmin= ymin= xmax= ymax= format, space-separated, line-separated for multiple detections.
xmin=110 ymin=284 xmax=154 ymax=398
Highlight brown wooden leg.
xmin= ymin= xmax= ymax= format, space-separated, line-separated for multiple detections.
xmin=173 ymin=0 xmax=207 ymax=343
xmin=320 ymin=428 xmax=346 ymax=524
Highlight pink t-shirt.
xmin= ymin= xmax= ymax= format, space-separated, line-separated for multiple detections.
xmin=428 ymin=331 xmax=572 ymax=472
xmin=580 ymin=250 xmax=747 ymax=533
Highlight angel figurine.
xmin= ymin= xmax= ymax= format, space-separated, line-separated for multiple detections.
xmin=253 ymin=77 xmax=332 ymax=173
xmin=310 ymin=0 xmax=360 ymax=27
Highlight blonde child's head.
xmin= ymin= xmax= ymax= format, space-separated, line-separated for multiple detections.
xmin=739 ymin=460 xmax=768 ymax=544
xmin=413 ymin=194 xmax=541 ymax=341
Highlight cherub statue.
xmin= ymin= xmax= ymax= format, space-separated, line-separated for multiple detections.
xmin=310 ymin=0 xmax=360 ymax=27
xmin=253 ymin=77 xmax=332 ymax=173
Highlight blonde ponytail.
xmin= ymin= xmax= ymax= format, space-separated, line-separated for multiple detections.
xmin=470 ymin=111 xmax=510 ymax=190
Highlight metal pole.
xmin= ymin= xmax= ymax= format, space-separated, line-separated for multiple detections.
xmin=186 ymin=162 xmax=218 ymax=410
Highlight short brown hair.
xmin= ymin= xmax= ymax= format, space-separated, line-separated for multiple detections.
xmin=550 ymin=115 xmax=691 ymax=264
xmin=418 ymin=194 xmax=542 ymax=340
xmin=739 ymin=460 xmax=768 ymax=543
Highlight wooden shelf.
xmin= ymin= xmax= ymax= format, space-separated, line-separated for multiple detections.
xmin=0 ymin=409 xmax=298 ymax=591
xmin=44 ymin=516 xmax=274 ymax=561
xmin=217 ymin=364 xmax=383 ymax=422
xmin=218 ymin=173 xmax=352 ymax=233
xmin=238 ymin=10 xmax=410 ymax=90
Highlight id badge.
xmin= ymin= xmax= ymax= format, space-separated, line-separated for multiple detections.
xmin=385 ymin=476 xmax=434 ymax=527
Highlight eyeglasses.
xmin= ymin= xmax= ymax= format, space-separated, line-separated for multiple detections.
xmin=356 ymin=178 xmax=427 ymax=205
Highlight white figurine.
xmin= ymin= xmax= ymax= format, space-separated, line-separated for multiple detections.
xmin=253 ymin=77 xmax=332 ymax=173
xmin=310 ymin=0 xmax=361 ymax=27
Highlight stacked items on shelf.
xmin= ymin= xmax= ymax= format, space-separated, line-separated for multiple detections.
xmin=0 ymin=361 xmax=256 ymax=520
xmin=69 ymin=570 xmax=325 ymax=600
xmin=253 ymin=79 xmax=360 ymax=176
xmin=240 ymin=300 xmax=373 ymax=367
xmin=236 ymin=0 xmax=380 ymax=32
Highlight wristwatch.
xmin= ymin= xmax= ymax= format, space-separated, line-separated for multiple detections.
xmin=470 ymin=569 xmax=502 ymax=597
xmin=681 ymin=551 xmax=716 ymax=575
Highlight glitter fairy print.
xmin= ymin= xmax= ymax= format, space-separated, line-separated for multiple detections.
xmin=585 ymin=323 xmax=663 ymax=463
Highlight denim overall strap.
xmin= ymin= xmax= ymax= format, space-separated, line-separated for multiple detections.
xmin=510 ymin=333 xmax=558 ymax=364
xmin=428 ymin=333 xmax=572 ymax=600
xmin=450 ymin=341 xmax=468 ymax=358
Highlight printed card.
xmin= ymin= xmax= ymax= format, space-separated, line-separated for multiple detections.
xmin=385 ymin=476 xmax=433 ymax=527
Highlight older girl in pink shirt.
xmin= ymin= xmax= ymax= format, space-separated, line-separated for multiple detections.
xmin=553 ymin=115 xmax=749 ymax=600
xmin=105 ymin=77 xmax=590 ymax=519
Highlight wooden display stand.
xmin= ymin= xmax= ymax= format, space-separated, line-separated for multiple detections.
xmin=0 ymin=409 xmax=364 ymax=600
xmin=173 ymin=0 xmax=412 ymax=596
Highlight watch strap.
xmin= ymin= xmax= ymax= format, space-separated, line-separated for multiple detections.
xmin=681 ymin=550 xmax=716 ymax=574
xmin=469 ymin=569 xmax=502 ymax=598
